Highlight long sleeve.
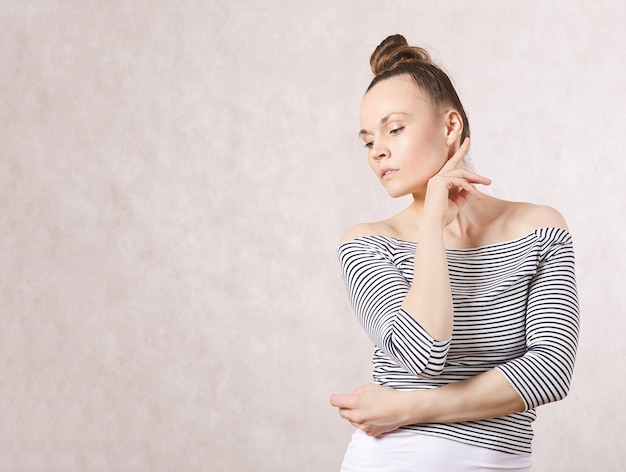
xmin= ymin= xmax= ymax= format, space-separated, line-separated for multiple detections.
xmin=338 ymin=237 xmax=450 ymax=378
xmin=496 ymin=231 xmax=580 ymax=410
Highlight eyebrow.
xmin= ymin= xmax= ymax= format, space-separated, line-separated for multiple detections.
xmin=358 ymin=112 xmax=410 ymax=137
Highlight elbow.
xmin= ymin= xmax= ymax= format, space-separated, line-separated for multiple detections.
xmin=415 ymin=366 xmax=445 ymax=379
xmin=414 ymin=350 xmax=448 ymax=378
xmin=533 ymin=348 xmax=577 ymax=406
xmin=383 ymin=333 xmax=450 ymax=379
xmin=551 ymin=371 xmax=574 ymax=403
xmin=377 ymin=310 xmax=451 ymax=379
xmin=395 ymin=355 xmax=447 ymax=379
xmin=529 ymin=364 xmax=575 ymax=408
xmin=538 ymin=377 xmax=572 ymax=406
xmin=498 ymin=349 xmax=576 ymax=410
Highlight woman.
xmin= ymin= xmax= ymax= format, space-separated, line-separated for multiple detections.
xmin=329 ymin=34 xmax=579 ymax=471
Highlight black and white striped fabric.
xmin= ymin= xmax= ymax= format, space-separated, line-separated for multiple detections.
xmin=338 ymin=227 xmax=579 ymax=454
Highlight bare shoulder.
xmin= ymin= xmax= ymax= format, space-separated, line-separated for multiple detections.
xmin=339 ymin=220 xmax=397 ymax=245
xmin=505 ymin=201 xmax=569 ymax=235
xmin=340 ymin=222 xmax=381 ymax=245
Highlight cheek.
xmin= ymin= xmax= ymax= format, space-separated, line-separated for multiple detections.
xmin=405 ymin=140 xmax=447 ymax=174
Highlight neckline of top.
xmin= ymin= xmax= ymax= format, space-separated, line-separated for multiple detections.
xmin=338 ymin=227 xmax=570 ymax=252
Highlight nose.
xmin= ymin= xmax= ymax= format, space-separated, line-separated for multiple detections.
xmin=371 ymin=143 xmax=389 ymax=161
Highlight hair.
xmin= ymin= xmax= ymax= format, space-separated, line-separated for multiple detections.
xmin=367 ymin=34 xmax=470 ymax=142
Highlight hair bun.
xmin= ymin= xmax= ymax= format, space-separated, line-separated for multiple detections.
xmin=370 ymin=34 xmax=432 ymax=77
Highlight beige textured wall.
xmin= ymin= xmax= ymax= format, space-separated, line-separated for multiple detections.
xmin=1 ymin=1 xmax=623 ymax=470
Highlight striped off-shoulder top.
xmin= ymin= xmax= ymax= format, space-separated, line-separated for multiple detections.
xmin=337 ymin=227 xmax=579 ymax=454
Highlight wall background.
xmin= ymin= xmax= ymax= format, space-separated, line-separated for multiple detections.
xmin=1 ymin=1 xmax=623 ymax=470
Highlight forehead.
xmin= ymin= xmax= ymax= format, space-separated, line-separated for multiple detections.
xmin=359 ymin=75 xmax=431 ymax=124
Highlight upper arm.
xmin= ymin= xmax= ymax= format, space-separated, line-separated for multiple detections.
xmin=496 ymin=228 xmax=579 ymax=409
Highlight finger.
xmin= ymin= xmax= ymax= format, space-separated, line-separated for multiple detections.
xmin=349 ymin=421 xmax=374 ymax=435
xmin=439 ymin=168 xmax=491 ymax=185
xmin=440 ymin=137 xmax=471 ymax=172
xmin=445 ymin=179 xmax=484 ymax=200
xmin=458 ymin=182 xmax=482 ymax=200
xmin=444 ymin=176 xmax=483 ymax=192
xmin=351 ymin=422 xmax=372 ymax=434
xmin=340 ymin=408 xmax=363 ymax=424
xmin=330 ymin=393 xmax=358 ymax=409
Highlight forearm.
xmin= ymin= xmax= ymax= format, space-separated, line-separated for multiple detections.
xmin=406 ymin=369 xmax=525 ymax=425
xmin=330 ymin=369 xmax=526 ymax=437
xmin=402 ymin=218 xmax=453 ymax=342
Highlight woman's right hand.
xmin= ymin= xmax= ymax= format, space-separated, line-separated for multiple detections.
xmin=330 ymin=383 xmax=419 ymax=437
xmin=423 ymin=138 xmax=491 ymax=228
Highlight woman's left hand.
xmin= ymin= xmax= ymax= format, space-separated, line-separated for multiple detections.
xmin=330 ymin=384 xmax=417 ymax=437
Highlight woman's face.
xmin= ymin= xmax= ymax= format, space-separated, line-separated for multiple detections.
xmin=359 ymin=74 xmax=450 ymax=198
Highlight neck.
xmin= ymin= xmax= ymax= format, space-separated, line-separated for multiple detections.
xmin=404 ymin=192 xmax=488 ymax=240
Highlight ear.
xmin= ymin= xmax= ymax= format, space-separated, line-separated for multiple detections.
xmin=443 ymin=109 xmax=463 ymax=147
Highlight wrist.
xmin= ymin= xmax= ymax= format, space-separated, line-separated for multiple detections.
xmin=400 ymin=389 xmax=433 ymax=426
xmin=423 ymin=185 xmax=450 ymax=229
xmin=421 ymin=201 xmax=449 ymax=231
xmin=417 ymin=212 xmax=447 ymax=238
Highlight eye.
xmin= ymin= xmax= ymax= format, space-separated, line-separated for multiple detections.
xmin=389 ymin=126 xmax=405 ymax=135
xmin=363 ymin=141 xmax=374 ymax=149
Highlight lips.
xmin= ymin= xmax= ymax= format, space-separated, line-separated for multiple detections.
xmin=380 ymin=168 xmax=399 ymax=180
